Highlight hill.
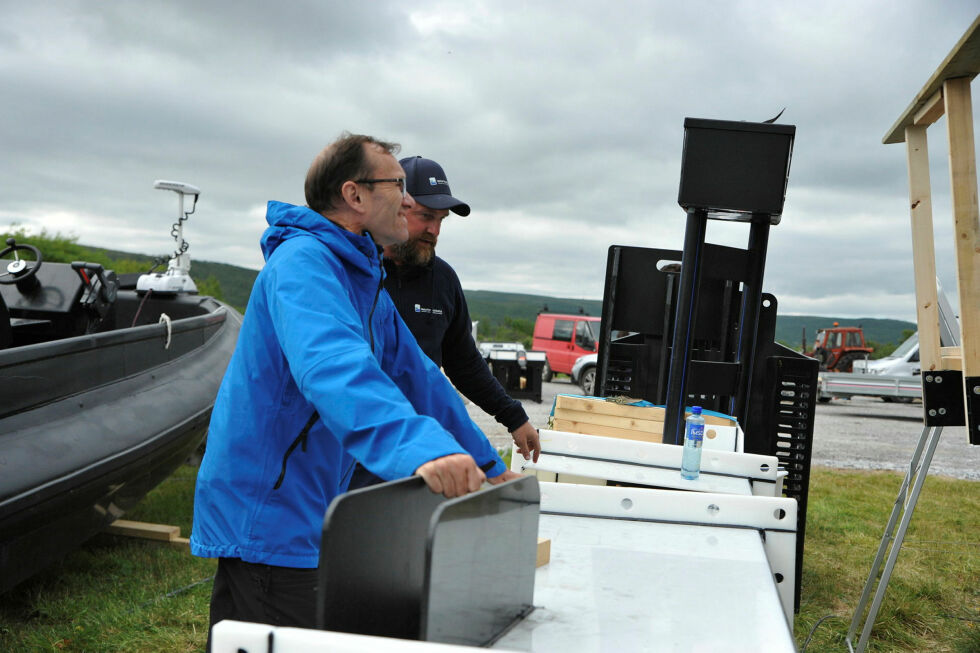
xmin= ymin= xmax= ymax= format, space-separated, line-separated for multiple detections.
xmin=464 ymin=290 xmax=602 ymax=327
xmin=84 ymin=254 xmax=923 ymax=348
xmin=774 ymin=315 xmax=916 ymax=351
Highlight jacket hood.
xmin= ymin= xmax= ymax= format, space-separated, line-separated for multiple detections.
xmin=261 ymin=201 xmax=381 ymax=269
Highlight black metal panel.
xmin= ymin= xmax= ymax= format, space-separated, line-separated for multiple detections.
xmin=423 ymin=477 xmax=539 ymax=646
xmin=318 ymin=476 xmax=442 ymax=639
xmin=755 ymin=349 xmax=817 ymax=613
xmin=597 ymin=243 xmax=770 ymax=418
xmin=488 ymin=356 xmax=543 ymax=403
xmin=0 ymin=263 xmax=84 ymax=317
xmin=968 ymin=377 xmax=980 ymax=446
xmin=318 ymin=477 xmax=540 ymax=646
xmin=922 ymin=370 xmax=966 ymax=427
xmin=678 ymin=118 xmax=795 ymax=220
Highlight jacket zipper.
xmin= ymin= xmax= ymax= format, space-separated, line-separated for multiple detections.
xmin=273 ymin=249 xmax=384 ymax=490
xmin=367 ymin=252 xmax=383 ymax=354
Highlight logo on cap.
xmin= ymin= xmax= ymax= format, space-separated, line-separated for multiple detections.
xmin=428 ymin=177 xmax=437 ymax=186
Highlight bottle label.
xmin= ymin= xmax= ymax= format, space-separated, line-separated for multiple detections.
xmin=686 ymin=424 xmax=704 ymax=443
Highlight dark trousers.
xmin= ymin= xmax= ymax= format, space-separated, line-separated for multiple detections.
xmin=348 ymin=462 xmax=385 ymax=490
xmin=206 ymin=557 xmax=318 ymax=651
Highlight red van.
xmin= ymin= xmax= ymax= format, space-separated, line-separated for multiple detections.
xmin=532 ymin=313 xmax=601 ymax=381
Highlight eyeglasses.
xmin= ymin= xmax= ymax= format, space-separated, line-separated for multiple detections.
xmin=354 ymin=178 xmax=408 ymax=197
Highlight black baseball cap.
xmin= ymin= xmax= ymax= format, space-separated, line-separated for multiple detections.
xmin=400 ymin=156 xmax=471 ymax=216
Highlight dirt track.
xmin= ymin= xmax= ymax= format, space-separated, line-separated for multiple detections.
xmin=466 ymin=379 xmax=980 ymax=481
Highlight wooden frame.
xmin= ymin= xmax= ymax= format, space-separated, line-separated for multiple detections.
xmin=884 ymin=15 xmax=980 ymax=435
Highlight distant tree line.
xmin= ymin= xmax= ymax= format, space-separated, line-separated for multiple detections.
xmin=472 ymin=315 xmax=535 ymax=348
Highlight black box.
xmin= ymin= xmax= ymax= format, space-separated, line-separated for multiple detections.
xmin=678 ymin=118 xmax=795 ymax=221
xmin=488 ymin=350 xmax=544 ymax=403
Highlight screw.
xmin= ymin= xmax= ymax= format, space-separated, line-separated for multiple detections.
xmin=925 ymin=375 xmax=934 ymax=383
xmin=936 ymin=376 xmax=943 ymax=384
xmin=974 ymin=386 xmax=980 ymax=395
xmin=929 ymin=409 xmax=937 ymax=416
xmin=939 ymin=408 xmax=947 ymax=415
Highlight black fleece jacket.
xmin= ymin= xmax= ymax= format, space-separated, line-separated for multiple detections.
xmin=383 ymin=256 xmax=529 ymax=432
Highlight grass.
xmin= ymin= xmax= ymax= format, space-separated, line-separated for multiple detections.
xmin=0 ymin=470 xmax=215 ymax=652
xmin=1 ymin=466 xmax=978 ymax=652
xmin=797 ymin=467 xmax=980 ymax=652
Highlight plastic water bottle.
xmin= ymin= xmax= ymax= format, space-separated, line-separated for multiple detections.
xmin=680 ymin=406 xmax=705 ymax=480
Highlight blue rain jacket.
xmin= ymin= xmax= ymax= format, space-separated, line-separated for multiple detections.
xmin=190 ymin=201 xmax=505 ymax=567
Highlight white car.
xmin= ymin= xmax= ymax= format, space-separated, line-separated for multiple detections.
xmin=571 ymin=353 xmax=598 ymax=395
xmin=852 ymin=332 xmax=920 ymax=377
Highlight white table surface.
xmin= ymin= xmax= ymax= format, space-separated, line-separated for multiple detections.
xmin=494 ymin=513 xmax=797 ymax=653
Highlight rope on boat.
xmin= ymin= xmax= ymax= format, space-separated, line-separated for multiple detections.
xmin=131 ymin=287 xmax=154 ymax=327
xmin=159 ymin=313 xmax=172 ymax=349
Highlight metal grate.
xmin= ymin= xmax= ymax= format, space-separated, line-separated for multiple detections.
xmin=765 ymin=356 xmax=818 ymax=613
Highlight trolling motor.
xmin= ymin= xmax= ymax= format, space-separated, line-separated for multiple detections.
xmin=136 ymin=180 xmax=201 ymax=294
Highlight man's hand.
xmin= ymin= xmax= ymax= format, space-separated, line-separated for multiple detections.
xmin=511 ymin=421 xmax=541 ymax=462
xmin=415 ymin=454 xmax=485 ymax=498
xmin=487 ymin=470 xmax=523 ymax=485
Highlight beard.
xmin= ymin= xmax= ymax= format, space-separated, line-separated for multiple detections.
xmin=389 ymin=234 xmax=436 ymax=267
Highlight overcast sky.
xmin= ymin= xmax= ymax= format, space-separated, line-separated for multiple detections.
xmin=1 ymin=1 xmax=978 ymax=321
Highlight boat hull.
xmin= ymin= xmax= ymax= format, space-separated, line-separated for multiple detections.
xmin=0 ymin=292 xmax=241 ymax=593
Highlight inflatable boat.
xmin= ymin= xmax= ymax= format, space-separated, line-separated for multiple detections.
xmin=0 ymin=181 xmax=242 ymax=593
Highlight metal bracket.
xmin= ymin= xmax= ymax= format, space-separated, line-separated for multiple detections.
xmin=965 ymin=376 xmax=980 ymax=445
xmin=921 ymin=370 xmax=965 ymax=426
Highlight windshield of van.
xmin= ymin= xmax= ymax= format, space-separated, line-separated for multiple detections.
xmin=889 ymin=333 xmax=918 ymax=359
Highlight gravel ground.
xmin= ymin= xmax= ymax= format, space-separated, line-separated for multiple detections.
xmin=465 ymin=379 xmax=980 ymax=481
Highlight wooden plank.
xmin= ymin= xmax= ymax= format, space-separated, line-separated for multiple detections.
xmin=944 ymin=77 xmax=980 ymax=381
xmin=913 ymin=89 xmax=945 ymax=127
xmin=554 ymin=407 xmax=664 ymax=434
xmin=106 ymin=519 xmax=180 ymax=542
xmin=554 ymin=395 xmax=736 ymax=427
xmin=905 ymin=125 xmax=943 ymax=372
xmin=555 ymin=473 xmax=606 ymax=486
xmin=942 ymin=353 xmax=963 ymax=371
xmin=556 ymin=395 xmax=663 ymax=421
xmin=536 ymin=538 xmax=551 ymax=567
xmin=884 ymin=15 xmax=980 ymax=144
xmin=552 ymin=418 xmax=664 ymax=443
xmin=939 ymin=347 xmax=963 ymax=371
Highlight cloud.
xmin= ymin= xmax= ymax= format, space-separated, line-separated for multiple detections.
xmin=1 ymin=0 xmax=977 ymax=321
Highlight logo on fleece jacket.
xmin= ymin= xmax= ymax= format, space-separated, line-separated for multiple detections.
xmin=414 ymin=303 xmax=444 ymax=316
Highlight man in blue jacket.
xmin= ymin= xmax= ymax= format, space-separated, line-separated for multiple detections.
xmin=191 ymin=132 xmax=517 ymax=639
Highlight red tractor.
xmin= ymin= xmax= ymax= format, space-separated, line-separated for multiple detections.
xmin=804 ymin=323 xmax=874 ymax=372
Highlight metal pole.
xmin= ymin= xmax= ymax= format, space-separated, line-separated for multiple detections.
xmin=663 ymin=208 xmax=707 ymax=445
xmin=596 ymin=247 xmax=621 ymax=398
xmin=733 ymin=214 xmax=771 ymax=419
xmin=846 ymin=425 xmax=943 ymax=653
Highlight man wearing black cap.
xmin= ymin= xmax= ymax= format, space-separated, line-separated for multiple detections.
xmin=382 ymin=155 xmax=540 ymax=464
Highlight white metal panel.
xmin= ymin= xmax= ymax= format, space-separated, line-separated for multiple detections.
xmin=523 ymin=453 xmax=754 ymax=496
xmin=211 ymin=620 xmax=524 ymax=652
xmin=538 ymin=482 xmax=796 ymax=531
xmin=211 ymin=619 xmax=271 ymax=652
xmin=527 ymin=430 xmax=780 ymax=482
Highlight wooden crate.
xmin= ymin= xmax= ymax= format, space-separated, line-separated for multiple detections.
xmin=551 ymin=395 xmax=737 ymax=445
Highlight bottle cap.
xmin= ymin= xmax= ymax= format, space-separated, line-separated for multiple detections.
xmin=690 ymin=406 xmax=702 ymax=415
